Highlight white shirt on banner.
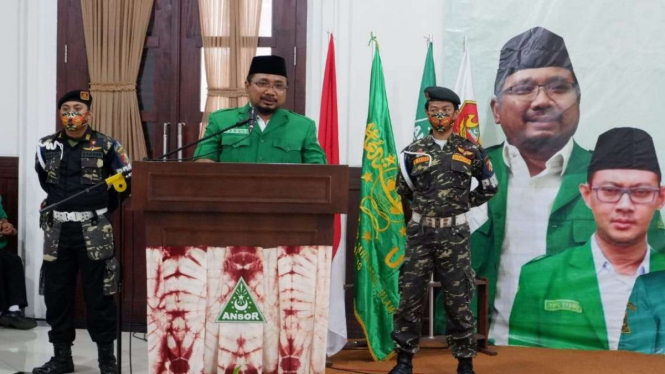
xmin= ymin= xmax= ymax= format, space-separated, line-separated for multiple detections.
xmin=590 ymin=234 xmax=649 ymax=350
xmin=489 ymin=139 xmax=574 ymax=345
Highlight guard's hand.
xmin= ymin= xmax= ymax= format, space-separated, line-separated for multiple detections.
xmin=0 ymin=221 xmax=16 ymax=235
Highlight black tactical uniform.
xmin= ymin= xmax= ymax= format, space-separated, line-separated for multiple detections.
xmin=34 ymin=90 xmax=131 ymax=374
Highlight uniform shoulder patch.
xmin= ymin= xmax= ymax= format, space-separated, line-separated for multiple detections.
xmin=413 ymin=156 xmax=429 ymax=165
xmin=452 ymin=153 xmax=472 ymax=165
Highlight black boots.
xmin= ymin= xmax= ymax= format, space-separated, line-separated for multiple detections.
xmin=32 ymin=343 xmax=75 ymax=374
xmin=97 ymin=343 xmax=117 ymax=374
xmin=31 ymin=342 xmax=116 ymax=373
xmin=0 ymin=310 xmax=38 ymax=330
xmin=388 ymin=351 xmax=413 ymax=374
xmin=457 ymin=357 xmax=476 ymax=374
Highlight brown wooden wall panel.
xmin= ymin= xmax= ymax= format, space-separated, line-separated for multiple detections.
xmin=0 ymin=157 xmax=19 ymax=254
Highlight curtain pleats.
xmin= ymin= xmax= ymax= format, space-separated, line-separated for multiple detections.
xmin=81 ymin=0 xmax=154 ymax=161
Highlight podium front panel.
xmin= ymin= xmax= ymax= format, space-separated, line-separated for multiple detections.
xmin=146 ymin=245 xmax=331 ymax=374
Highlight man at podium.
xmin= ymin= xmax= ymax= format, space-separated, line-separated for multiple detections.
xmin=193 ymin=55 xmax=327 ymax=164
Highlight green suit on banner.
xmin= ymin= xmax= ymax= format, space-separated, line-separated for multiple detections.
xmin=508 ymin=243 xmax=665 ymax=350
xmin=619 ymin=270 xmax=665 ymax=354
xmin=446 ymin=142 xmax=665 ymax=334
xmin=193 ymin=104 xmax=327 ymax=164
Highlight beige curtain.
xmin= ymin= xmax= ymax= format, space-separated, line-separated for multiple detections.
xmin=199 ymin=0 xmax=263 ymax=136
xmin=81 ymin=0 xmax=154 ymax=161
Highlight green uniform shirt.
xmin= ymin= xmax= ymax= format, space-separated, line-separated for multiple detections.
xmin=619 ymin=270 xmax=665 ymax=354
xmin=509 ymin=243 xmax=665 ymax=350
xmin=193 ymin=104 xmax=327 ymax=164
xmin=0 ymin=196 xmax=8 ymax=249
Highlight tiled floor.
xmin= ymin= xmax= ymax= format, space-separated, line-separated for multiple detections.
xmin=0 ymin=322 xmax=149 ymax=374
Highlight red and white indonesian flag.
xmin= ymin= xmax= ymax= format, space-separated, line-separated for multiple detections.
xmin=319 ymin=34 xmax=348 ymax=357
xmin=454 ymin=43 xmax=488 ymax=232
xmin=453 ymin=44 xmax=481 ymax=145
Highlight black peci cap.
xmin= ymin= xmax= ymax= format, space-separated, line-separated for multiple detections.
xmin=588 ymin=127 xmax=661 ymax=182
xmin=248 ymin=55 xmax=288 ymax=78
xmin=494 ymin=27 xmax=576 ymax=95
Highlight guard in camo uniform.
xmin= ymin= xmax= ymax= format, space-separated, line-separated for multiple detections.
xmin=390 ymin=87 xmax=499 ymax=374
xmin=34 ymin=90 xmax=131 ymax=374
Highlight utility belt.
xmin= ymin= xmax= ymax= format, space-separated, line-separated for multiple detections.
xmin=53 ymin=208 xmax=108 ymax=223
xmin=411 ymin=211 xmax=467 ymax=228
xmin=40 ymin=205 xmax=118 ymax=296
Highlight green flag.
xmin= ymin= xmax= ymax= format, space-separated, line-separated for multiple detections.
xmin=413 ymin=41 xmax=437 ymax=140
xmin=353 ymin=37 xmax=406 ymax=361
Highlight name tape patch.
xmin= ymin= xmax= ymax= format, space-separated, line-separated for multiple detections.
xmin=452 ymin=153 xmax=472 ymax=165
xmin=544 ymin=299 xmax=582 ymax=313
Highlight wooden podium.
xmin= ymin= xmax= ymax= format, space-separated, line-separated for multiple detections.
xmin=131 ymin=161 xmax=349 ymax=374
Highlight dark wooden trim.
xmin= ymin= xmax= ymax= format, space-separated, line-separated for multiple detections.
xmin=145 ymin=36 xmax=160 ymax=48
xmin=57 ymin=0 xmax=90 ymax=120
xmin=294 ymin=0 xmax=308 ymax=114
xmin=177 ymin=0 xmax=203 ymax=160
xmin=139 ymin=111 xmax=158 ymax=122
xmin=258 ymin=37 xmax=274 ymax=48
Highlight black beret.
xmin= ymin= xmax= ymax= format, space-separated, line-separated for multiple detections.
xmin=248 ymin=55 xmax=287 ymax=78
xmin=588 ymin=127 xmax=661 ymax=182
xmin=495 ymin=27 xmax=576 ymax=95
xmin=58 ymin=90 xmax=92 ymax=109
xmin=424 ymin=86 xmax=460 ymax=108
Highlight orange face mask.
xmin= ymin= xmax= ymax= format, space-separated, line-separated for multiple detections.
xmin=60 ymin=111 xmax=86 ymax=131
xmin=429 ymin=112 xmax=454 ymax=132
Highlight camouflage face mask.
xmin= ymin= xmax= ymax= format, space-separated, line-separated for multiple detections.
xmin=430 ymin=112 xmax=454 ymax=132
xmin=61 ymin=111 xmax=87 ymax=131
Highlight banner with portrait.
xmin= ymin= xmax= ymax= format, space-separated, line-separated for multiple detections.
xmin=432 ymin=0 xmax=665 ymax=354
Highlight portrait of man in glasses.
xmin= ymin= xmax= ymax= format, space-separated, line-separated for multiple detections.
xmin=194 ymin=55 xmax=327 ymax=164
xmin=508 ymin=127 xmax=665 ymax=350
xmin=466 ymin=27 xmax=665 ymax=345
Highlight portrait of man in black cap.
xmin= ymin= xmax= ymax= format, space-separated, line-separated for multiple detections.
xmin=193 ymin=55 xmax=327 ymax=164
xmin=468 ymin=27 xmax=665 ymax=345
xmin=391 ymin=86 xmax=498 ymax=374
xmin=508 ymin=127 xmax=665 ymax=351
